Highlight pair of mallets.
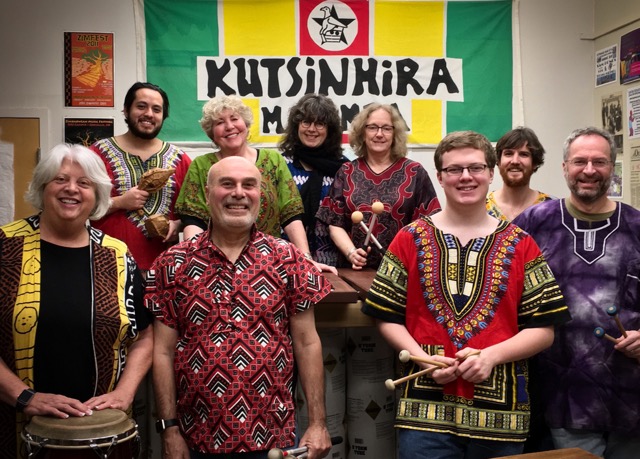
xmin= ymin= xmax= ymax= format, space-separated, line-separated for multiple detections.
xmin=267 ymin=436 xmax=343 ymax=459
xmin=351 ymin=201 xmax=385 ymax=251
xmin=593 ymin=305 xmax=628 ymax=343
xmin=384 ymin=349 xmax=481 ymax=391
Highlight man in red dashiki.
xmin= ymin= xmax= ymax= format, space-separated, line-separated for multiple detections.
xmin=362 ymin=131 xmax=570 ymax=459
xmin=91 ymin=82 xmax=191 ymax=271
xmin=146 ymin=156 xmax=332 ymax=459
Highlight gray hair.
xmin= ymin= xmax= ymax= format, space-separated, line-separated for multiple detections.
xmin=25 ymin=143 xmax=113 ymax=220
xmin=563 ymin=126 xmax=616 ymax=162
xmin=200 ymin=94 xmax=254 ymax=143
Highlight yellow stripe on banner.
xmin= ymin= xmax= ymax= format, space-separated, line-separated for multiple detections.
xmin=223 ymin=0 xmax=296 ymax=56
xmin=410 ymin=100 xmax=442 ymax=145
xmin=242 ymin=98 xmax=280 ymax=144
xmin=376 ymin=2 xmax=445 ymax=145
xmin=374 ymin=1 xmax=445 ymax=57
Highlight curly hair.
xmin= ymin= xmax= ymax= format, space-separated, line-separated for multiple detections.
xmin=495 ymin=126 xmax=546 ymax=171
xmin=348 ymin=104 xmax=408 ymax=161
xmin=279 ymin=93 xmax=343 ymax=159
xmin=434 ymin=131 xmax=496 ymax=171
xmin=200 ymin=94 xmax=254 ymax=143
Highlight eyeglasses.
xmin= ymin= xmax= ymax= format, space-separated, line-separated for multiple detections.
xmin=300 ymin=120 xmax=326 ymax=130
xmin=566 ymin=158 xmax=612 ymax=169
xmin=365 ymin=124 xmax=394 ymax=134
xmin=440 ymin=164 xmax=489 ymax=175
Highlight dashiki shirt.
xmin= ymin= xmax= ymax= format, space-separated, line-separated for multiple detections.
xmin=174 ymin=149 xmax=304 ymax=237
xmin=284 ymin=155 xmax=340 ymax=265
xmin=144 ymin=227 xmax=330 ymax=453
xmin=0 ymin=216 xmax=147 ymax=459
xmin=91 ymin=137 xmax=192 ymax=270
xmin=514 ymin=199 xmax=640 ymax=436
xmin=316 ymin=157 xmax=441 ymax=268
xmin=362 ymin=217 xmax=569 ymax=442
xmin=486 ymin=190 xmax=553 ymax=221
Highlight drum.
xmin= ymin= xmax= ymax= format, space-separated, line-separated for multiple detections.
xmin=21 ymin=408 xmax=139 ymax=458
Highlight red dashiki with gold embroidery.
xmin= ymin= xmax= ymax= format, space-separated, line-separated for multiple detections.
xmin=316 ymin=157 xmax=440 ymax=268
xmin=362 ymin=217 xmax=569 ymax=442
xmin=145 ymin=227 xmax=330 ymax=453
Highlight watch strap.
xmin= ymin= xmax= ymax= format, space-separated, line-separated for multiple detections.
xmin=16 ymin=388 xmax=36 ymax=412
xmin=155 ymin=418 xmax=179 ymax=433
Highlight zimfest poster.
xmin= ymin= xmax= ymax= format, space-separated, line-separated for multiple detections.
xmin=64 ymin=32 xmax=114 ymax=107
xmin=139 ymin=0 xmax=514 ymax=145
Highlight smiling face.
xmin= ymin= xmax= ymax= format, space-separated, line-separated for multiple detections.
xmin=124 ymin=88 xmax=164 ymax=140
xmin=498 ymin=143 xmax=535 ymax=187
xmin=210 ymin=109 xmax=250 ymax=152
xmin=437 ymin=147 xmax=494 ymax=209
xmin=206 ymin=156 xmax=261 ymax=233
xmin=363 ymin=108 xmax=394 ymax=159
xmin=298 ymin=120 xmax=328 ymax=148
xmin=563 ymin=134 xmax=613 ymax=205
xmin=42 ymin=158 xmax=97 ymax=225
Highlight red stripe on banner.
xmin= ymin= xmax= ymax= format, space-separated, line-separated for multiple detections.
xmin=300 ymin=0 xmax=369 ymax=56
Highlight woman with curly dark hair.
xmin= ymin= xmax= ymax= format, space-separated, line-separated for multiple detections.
xmin=279 ymin=93 xmax=347 ymax=265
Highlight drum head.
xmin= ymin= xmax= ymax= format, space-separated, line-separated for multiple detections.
xmin=23 ymin=409 xmax=137 ymax=447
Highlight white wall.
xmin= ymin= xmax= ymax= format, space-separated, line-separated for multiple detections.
xmin=0 ymin=0 xmax=598 ymax=204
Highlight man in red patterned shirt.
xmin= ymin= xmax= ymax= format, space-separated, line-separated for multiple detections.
xmin=146 ymin=156 xmax=332 ymax=459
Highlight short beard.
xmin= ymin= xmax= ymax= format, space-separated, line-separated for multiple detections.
xmin=568 ymin=177 xmax=611 ymax=204
xmin=126 ymin=117 xmax=162 ymax=140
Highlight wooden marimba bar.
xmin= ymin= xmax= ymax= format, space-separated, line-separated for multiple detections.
xmin=315 ymin=269 xmax=377 ymax=328
xmin=499 ymin=448 xmax=600 ymax=458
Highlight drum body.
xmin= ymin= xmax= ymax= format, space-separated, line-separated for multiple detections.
xmin=22 ymin=408 xmax=139 ymax=459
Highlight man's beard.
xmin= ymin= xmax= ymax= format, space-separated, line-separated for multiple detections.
xmin=499 ymin=167 xmax=533 ymax=188
xmin=126 ymin=117 xmax=162 ymax=140
xmin=567 ymin=174 xmax=611 ymax=204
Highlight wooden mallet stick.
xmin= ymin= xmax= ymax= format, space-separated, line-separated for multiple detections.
xmin=364 ymin=201 xmax=384 ymax=247
xmin=351 ymin=211 xmax=383 ymax=250
xmin=594 ymin=326 xmax=618 ymax=344
xmin=398 ymin=350 xmax=449 ymax=368
xmin=385 ymin=366 xmax=438 ymax=391
xmin=267 ymin=437 xmax=343 ymax=459
xmin=606 ymin=305 xmax=628 ymax=338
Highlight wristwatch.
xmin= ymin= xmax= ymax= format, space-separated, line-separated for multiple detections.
xmin=155 ymin=418 xmax=179 ymax=433
xmin=16 ymin=388 xmax=36 ymax=412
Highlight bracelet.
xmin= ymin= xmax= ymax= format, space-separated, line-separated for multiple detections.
xmin=347 ymin=247 xmax=357 ymax=257
xmin=304 ymin=252 xmax=313 ymax=261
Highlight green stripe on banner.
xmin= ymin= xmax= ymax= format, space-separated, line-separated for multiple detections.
xmin=145 ymin=0 xmax=218 ymax=141
xmin=446 ymin=1 xmax=512 ymax=140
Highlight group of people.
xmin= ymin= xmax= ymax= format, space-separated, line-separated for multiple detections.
xmin=0 ymin=80 xmax=639 ymax=459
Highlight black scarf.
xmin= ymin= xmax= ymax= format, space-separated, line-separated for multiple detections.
xmin=291 ymin=145 xmax=347 ymax=235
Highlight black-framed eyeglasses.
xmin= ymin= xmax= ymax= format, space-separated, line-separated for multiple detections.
xmin=300 ymin=120 xmax=327 ymax=130
xmin=440 ymin=164 xmax=489 ymax=175
xmin=566 ymin=158 xmax=612 ymax=169
xmin=365 ymin=124 xmax=394 ymax=134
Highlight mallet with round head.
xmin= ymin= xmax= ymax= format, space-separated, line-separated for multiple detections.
xmin=594 ymin=326 xmax=618 ymax=344
xmin=364 ymin=201 xmax=385 ymax=248
xmin=398 ymin=350 xmax=449 ymax=368
xmin=385 ymin=366 xmax=438 ymax=391
xmin=351 ymin=211 xmax=382 ymax=250
xmin=606 ymin=305 xmax=628 ymax=338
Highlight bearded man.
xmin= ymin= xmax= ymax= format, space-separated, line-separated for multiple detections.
xmin=486 ymin=126 xmax=553 ymax=221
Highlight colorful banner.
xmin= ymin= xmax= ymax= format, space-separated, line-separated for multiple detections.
xmin=64 ymin=32 xmax=114 ymax=107
xmin=142 ymin=0 xmax=513 ymax=144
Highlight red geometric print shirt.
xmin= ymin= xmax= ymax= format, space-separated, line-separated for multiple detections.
xmin=145 ymin=227 xmax=330 ymax=453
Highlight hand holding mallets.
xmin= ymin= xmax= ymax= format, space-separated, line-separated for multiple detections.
xmin=385 ymin=349 xmax=481 ymax=390
xmin=267 ymin=436 xmax=343 ymax=459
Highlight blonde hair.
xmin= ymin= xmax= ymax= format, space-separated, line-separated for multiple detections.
xmin=348 ymin=104 xmax=408 ymax=161
xmin=200 ymin=95 xmax=254 ymax=143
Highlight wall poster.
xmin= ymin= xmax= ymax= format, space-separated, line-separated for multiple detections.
xmin=64 ymin=118 xmax=114 ymax=146
xmin=64 ymin=32 xmax=114 ymax=107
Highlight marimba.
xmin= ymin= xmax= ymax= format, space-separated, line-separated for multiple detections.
xmin=500 ymin=448 xmax=600 ymax=458
xmin=315 ymin=269 xmax=377 ymax=328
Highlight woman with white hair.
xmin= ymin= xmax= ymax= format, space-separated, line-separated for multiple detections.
xmin=0 ymin=143 xmax=153 ymax=459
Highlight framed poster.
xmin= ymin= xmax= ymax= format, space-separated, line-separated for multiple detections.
xmin=64 ymin=32 xmax=114 ymax=107
xmin=64 ymin=118 xmax=114 ymax=147
xmin=620 ymin=27 xmax=640 ymax=85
